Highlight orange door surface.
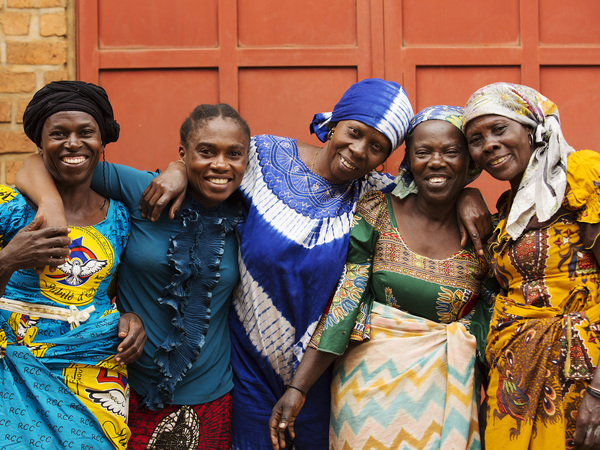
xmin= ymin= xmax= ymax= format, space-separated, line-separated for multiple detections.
xmin=77 ymin=0 xmax=600 ymax=208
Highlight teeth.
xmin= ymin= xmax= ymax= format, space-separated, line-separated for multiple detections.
xmin=208 ymin=178 xmax=228 ymax=185
xmin=490 ymin=155 xmax=509 ymax=166
xmin=340 ymin=157 xmax=357 ymax=170
xmin=62 ymin=156 xmax=86 ymax=164
xmin=428 ymin=177 xmax=447 ymax=183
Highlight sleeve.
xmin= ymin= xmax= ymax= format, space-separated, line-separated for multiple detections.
xmin=312 ymin=191 xmax=385 ymax=355
xmin=90 ymin=162 xmax=159 ymax=212
xmin=564 ymin=150 xmax=600 ymax=249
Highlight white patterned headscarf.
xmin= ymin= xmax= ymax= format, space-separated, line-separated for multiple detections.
xmin=462 ymin=82 xmax=574 ymax=239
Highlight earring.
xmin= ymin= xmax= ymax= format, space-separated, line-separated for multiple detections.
xmin=327 ymin=128 xmax=335 ymax=140
xmin=528 ymin=134 xmax=534 ymax=147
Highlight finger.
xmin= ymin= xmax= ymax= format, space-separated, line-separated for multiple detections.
xmin=168 ymin=190 xmax=186 ymax=221
xmin=150 ymin=194 xmax=170 ymax=222
xmin=24 ymin=213 xmax=45 ymax=232
xmin=269 ymin=412 xmax=282 ymax=450
xmin=145 ymin=190 xmax=165 ymax=222
xmin=458 ymin=221 xmax=467 ymax=247
xmin=139 ymin=185 xmax=157 ymax=219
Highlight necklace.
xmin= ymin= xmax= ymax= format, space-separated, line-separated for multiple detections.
xmin=310 ymin=147 xmax=321 ymax=174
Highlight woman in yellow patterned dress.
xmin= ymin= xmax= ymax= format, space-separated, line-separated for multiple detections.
xmin=463 ymin=82 xmax=600 ymax=449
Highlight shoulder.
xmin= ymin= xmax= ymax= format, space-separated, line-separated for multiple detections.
xmin=564 ymin=150 xmax=600 ymax=223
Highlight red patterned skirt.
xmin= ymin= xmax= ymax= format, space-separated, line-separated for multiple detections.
xmin=127 ymin=389 xmax=232 ymax=449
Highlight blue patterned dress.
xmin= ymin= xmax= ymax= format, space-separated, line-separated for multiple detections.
xmin=229 ymin=135 xmax=394 ymax=449
xmin=0 ymin=186 xmax=131 ymax=449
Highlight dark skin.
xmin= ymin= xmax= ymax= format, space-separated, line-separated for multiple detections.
xmin=466 ymin=114 xmax=600 ymax=449
xmin=269 ymin=120 xmax=475 ymax=449
xmin=11 ymin=112 xmax=146 ymax=365
xmin=138 ymin=126 xmax=492 ymax=254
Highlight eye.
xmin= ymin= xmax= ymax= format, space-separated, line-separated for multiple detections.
xmin=80 ymin=129 xmax=95 ymax=137
xmin=49 ymin=131 xmax=67 ymax=139
xmin=228 ymin=150 xmax=243 ymax=157
xmin=348 ymin=126 xmax=360 ymax=136
xmin=198 ymin=147 xmax=214 ymax=156
xmin=493 ymin=125 xmax=506 ymax=135
xmin=370 ymin=142 xmax=384 ymax=154
xmin=468 ymin=136 xmax=482 ymax=147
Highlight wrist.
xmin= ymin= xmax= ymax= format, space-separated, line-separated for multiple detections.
xmin=286 ymin=384 xmax=307 ymax=397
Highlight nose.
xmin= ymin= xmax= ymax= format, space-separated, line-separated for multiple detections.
xmin=64 ymin=133 xmax=81 ymax=150
xmin=348 ymin=139 xmax=368 ymax=160
xmin=210 ymin=153 xmax=229 ymax=170
xmin=482 ymin=134 xmax=500 ymax=153
xmin=427 ymin=151 xmax=446 ymax=168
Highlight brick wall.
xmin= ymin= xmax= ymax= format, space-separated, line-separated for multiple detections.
xmin=0 ymin=0 xmax=75 ymax=185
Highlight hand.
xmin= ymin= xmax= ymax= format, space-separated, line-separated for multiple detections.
xmin=574 ymin=388 xmax=600 ymax=448
xmin=31 ymin=205 xmax=68 ymax=274
xmin=0 ymin=214 xmax=71 ymax=274
xmin=269 ymin=388 xmax=306 ymax=450
xmin=115 ymin=312 xmax=147 ymax=365
xmin=457 ymin=187 xmax=492 ymax=255
xmin=139 ymin=161 xmax=187 ymax=221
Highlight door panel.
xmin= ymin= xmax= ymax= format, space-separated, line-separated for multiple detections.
xmin=77 ymin=0 xmax=600 ymax=207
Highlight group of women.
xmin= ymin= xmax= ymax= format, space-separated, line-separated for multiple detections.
xmin=0 ymin=76 xmax=597 ymax=450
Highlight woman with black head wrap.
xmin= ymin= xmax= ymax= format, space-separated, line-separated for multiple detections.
xmin=0 ymin=80 xmax=145 ymax=449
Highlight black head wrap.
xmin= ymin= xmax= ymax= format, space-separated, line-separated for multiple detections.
xmin=23 ymin=80 xmax=120 ymax=147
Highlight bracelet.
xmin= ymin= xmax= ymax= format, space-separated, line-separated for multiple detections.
xmin=285 ymin=384 xmax=307 ymax=397
xmin=586 ymin=385 xmax=600 ymax=399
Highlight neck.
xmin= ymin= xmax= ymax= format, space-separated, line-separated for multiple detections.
xmin=411 ymin=194 xmax=458 ymax=227
xmin=56 ymin=181 xmax=105 ymax=225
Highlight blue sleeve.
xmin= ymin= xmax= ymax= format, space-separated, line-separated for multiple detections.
xmin=91 ymin=162 xmax=159 ymax=212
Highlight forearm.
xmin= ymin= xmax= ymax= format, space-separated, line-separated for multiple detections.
xmin=15 ymin=154 xmax=62 ymax=207
xmin=0 ymin=252 xmax=16 ymax=297
xmin=288 ymin=347 xmax=337 ymax=394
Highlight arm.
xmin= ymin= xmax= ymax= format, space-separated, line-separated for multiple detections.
xmin=457 ymin=187 xmax=492 ymax=256
xmin=269 ymin=347 xmax=337 ymax=450
xmin=0 ymin=214 xmax=70 ymax=295
xmin=15 ymin=154 xmax=66 ymax=229
xmin=139 ymin=160 xmax=187 ymax=221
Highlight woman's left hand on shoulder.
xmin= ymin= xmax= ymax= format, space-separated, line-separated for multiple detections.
xmin=115 ymin=312 xmax=146 ymax=365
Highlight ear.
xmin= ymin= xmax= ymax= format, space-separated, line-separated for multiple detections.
xmin=37 ymin=146 xmax=43 ymax=156
xmin=178 ymin=145 xmax=186 ymax=162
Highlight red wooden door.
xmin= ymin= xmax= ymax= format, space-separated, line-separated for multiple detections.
xmin=77 ymin=0 xmax=600 ymax=207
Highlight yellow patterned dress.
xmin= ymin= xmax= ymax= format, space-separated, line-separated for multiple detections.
xmin=312 ymin=190 xmax=494 ymax=449
xmin=485 ymin=150 xmax=600 ymax=449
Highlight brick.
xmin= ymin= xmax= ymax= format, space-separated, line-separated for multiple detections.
xmin=16 ymin=99 xmax=30 ymax=124
xmin=0 ymin=71 xmax=36 ymax=93
xmin=44 ymin=70 xmax=68 ymax=84
xmin=0 ymin=130 xmax=36 ymax=154
xmin=0 ymin=101 xmax=11 ymax=123
xmin=6 ymin=41 xmax=67 ymax=65
xmin=0 ymin=12 xmax=30 ymax=35
xmin=5 ymin=160 xmax=24 ymax=185
xmin=7 ymin=0 xmax=64 ymax=7
xmin=40 ymin=13 xmax=66 ymax=37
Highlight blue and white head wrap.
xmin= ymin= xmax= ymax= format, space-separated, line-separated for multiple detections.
xmin=392 ymin=105 xmax=481 ymax=198
xmin=309 ymin=78 xmax=413 ymax=152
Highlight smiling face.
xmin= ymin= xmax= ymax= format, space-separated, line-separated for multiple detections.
xmin=321 ymin=120 xmax=391 ymax=183
xmin=179 ymin=116 xmax=249 ymax=208
xmin=407 ymin=120 xmax=470 ymax=204
xmin=465 ymin=114 xmax=533 ymax=190
xmin=39 ymin=111 xmax=104 ymax=189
